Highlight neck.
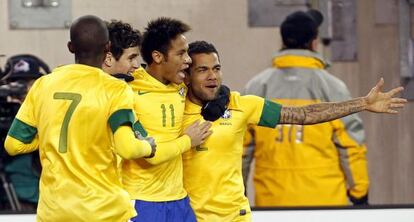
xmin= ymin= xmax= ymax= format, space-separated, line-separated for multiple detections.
xmin=146 ymin=64 xmax=169 ymax=85
xmin=101 ymin=64 xmax=111 ymax=74
xmin=187 ymin=89 xmax=204 ymax=106
xmin=76 ymin=55 xmax=105 ymax=69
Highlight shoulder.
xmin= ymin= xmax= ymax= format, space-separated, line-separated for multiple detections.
xmin=245 ymin=68 xmax=275 ymax=89
xmin=315 ymin=70 xmax=350 ymax=95
xmin=98 ymin=71 xmax=133 ymax=99
xmin=228 ymin=92 xmax=263 ymax=110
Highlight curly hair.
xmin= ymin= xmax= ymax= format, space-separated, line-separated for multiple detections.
xmin=141 ymin=17 xmax=191 ymax=65
xmin=106 ymin=20 xmax=142 ymax=60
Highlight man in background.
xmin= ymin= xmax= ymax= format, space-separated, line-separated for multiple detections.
xmin=243 ymin=10 xmax=370 ymax=206
xmin=0 ymin=54 xmax=49 ymax=211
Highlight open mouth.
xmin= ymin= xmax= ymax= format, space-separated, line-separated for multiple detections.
xmin=178 ymin=70 xmax=186 ymax=79
xmin=178 ymin=65 xmax=189 ymax=79
xmin=205 ymin=83 xmax=218 ymax=89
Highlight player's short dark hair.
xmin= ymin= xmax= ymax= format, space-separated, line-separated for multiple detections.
xmin=281 ymin=10 xmax=323 ymax=49
xmin=188 ymin=41 xmax=220 ymax=61
xmin=106 ymin=20 xmax=142 ymax=60
xmin=141 ymin=17 xmax=191 ymax=65
xmin=70 ymin=15 xmax=109 ymax=59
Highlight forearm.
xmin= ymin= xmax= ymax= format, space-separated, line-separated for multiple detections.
xmin=145 ymin=135 xmax=191 ymax=165
xmin=280 ymin=97 xmax=367 ymax=125
xmin=4 ymin=135 xmax=39 ymax=155
xmin=114 ymin=126 xmax=152 ymax=160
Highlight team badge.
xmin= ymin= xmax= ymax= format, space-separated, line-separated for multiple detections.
xmin=221 ymin=109 xmax=231 ymax=119
xmin=179 ymin=87 xmax=185 ymax=97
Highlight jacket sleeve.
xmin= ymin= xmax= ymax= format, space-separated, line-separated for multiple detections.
xmin=325 ymin=78 xmax=369 ymax=202
xmin=332 ymin=117 xmax=369 ymax=202
xmin=242 ymin=126 xmax=255 ymax=190
xmin=242 ymin=80 xmax=263 ymax=191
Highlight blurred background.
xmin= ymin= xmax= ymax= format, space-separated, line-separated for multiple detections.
xmin=0 ymin=0 xmax=413 ymax=207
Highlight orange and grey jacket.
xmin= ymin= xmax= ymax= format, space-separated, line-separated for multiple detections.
xmin=243 ymin=49 xmax=369 ymax=206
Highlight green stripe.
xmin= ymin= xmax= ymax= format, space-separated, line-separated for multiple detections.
xmin=8 ymin=118 xmax=37 ymax=143
xmin=108 ymin=109 xmax=135 ymax=133
xmin=258 ymin=100 xmax=282 ymax=128
xmin=133 ymin=121 xmax=148 ymax=137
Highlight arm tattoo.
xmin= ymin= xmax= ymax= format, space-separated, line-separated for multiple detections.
xmin=280 ymin=97 xmax=367 ymax=125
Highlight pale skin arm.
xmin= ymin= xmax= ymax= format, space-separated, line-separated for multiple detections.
xmin=279 ymin=78 xmax=408 ymax=125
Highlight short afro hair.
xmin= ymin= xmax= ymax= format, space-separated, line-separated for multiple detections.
xmin=141 ymin=17 xmax=191 ymax=65
xmin=106 ymin=20 xmax=142 ymax=60
xmin=188 ymin=40 xmax=220 ymax=62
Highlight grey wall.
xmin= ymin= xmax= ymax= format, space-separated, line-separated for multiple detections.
xmin=0 ymin=0 xmax=279 ymax=91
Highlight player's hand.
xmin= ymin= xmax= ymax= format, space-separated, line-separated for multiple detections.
xmin=184 ymin=120 xmax=212 ymax=147
xmin=365 ymin=78 xmax=407 ymax=113
xmin=144 ymin=136 xmax=157 ymax=158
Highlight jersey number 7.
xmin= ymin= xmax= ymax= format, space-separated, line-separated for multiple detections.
xmin=53 ymin=92 xmax=82 ymax=153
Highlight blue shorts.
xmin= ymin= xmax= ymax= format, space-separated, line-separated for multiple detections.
xmin=130 ymin=196 xmax=196 ymax=222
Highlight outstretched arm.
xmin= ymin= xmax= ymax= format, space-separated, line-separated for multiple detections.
xmin=279 ymin=78 xmax=407 ymax=125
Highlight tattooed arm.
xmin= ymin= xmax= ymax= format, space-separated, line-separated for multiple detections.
xmin=279 ymin=78 xmax=407 ymax=125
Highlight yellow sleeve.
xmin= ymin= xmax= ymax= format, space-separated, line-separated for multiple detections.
xmin=241 ymin=95 xmax=282 ymax=127
xmin=6 ymin=78 xmax=40 ymax=155
xmin=14 ymin=78 xmax=40 ymax=127
xmin=4 ymin=134 xmax=39 ymax=156
xmin=113 ymin=126 xmax=152 ymax=160
xmin=108 ymin=83 xmax=136 ymax=132
xmin=6 ymin=116 xmax=39 ymax=155
xmin=145 ymin=135 xmax=191 ymax=165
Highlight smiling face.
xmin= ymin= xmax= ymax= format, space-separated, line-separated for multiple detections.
xmin=103 ymin=46 xmax=140 ymax=75
xmin=186 ymin=52 xmax=222 ymax=105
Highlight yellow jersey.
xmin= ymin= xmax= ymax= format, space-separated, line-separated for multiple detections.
xmin=6 ymin=64 xmax=138 ymax=222
xmin=182 ymin=92 xmax=281 ymax=222
xmin=122 ymin=67 xmax=189 ymax=201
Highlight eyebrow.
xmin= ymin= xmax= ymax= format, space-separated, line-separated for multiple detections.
xmin=177 ymin=49 xmax=186 ymax=54
xmin=195 ymin=64 xmax=221 ymax=70
xmin=128 ymin=53 xmax=138 ymax=59
xmin=195 ymin=65 xmax=208 ymax=70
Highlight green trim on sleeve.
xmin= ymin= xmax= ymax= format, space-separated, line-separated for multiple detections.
xmin=258 ymin=100 xmax=282 ymax=128
xmin=133 ymin=121 xmax=148 ymax=138
xmin=8 ymin=118 xmax=37 ymax=143
xmin=108 ymin=109 xmax=135 ymax=133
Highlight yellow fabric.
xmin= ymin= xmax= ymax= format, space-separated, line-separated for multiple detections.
xmin=183 ymin=92 xmax=277 ymax=222
xmin=251 ymin=98 xmax=368 ymax=206
xmin=330 ymin=119 xmax=369 ymax=199
xmin=113 ymin=126 xmax=152 ymax=160
xmin=5 ymin=134 xmax=39 ymax=156
xmin=8 ymin=64 xmax=137 ymax=222
xmin=272 ymin=55 xmax=325 ymax=69
xmin=122 ymin=67 xmax=189 ymax=201
xmin=144 ymin=135 xmax=191 ymax=165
